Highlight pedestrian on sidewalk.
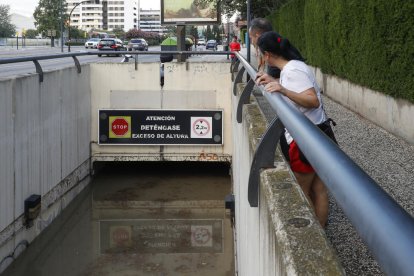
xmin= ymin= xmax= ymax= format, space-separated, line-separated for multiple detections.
xmin=256 ymin=31 xmax=337 ymax=227
xmin=229 ymin=36 xmax=241 ymax=62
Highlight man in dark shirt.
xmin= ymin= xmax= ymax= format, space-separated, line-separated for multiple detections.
xmin=249 ymin=18 xmax=289 ymax=159
xmin=249 ymin=18 xmax=280 ymax=78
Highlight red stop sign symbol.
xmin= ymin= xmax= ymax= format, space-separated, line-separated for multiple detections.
xmin=111 ymin=118 xmax=129 ymax=136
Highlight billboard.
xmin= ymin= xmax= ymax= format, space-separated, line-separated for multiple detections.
xmin=161 ymin=0 xmax=220 ymax=25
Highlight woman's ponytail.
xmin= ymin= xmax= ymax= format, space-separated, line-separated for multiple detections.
xmin=280 ymin=37 xmax=290 ymax=51
xmin=258 ymin=31 xmax=305 ymax=62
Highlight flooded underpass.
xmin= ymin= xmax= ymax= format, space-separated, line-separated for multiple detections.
xmin=2 ymin=162 xmax=234 ymax=276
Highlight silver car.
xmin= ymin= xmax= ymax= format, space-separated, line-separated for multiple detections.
xmin=127 ymin=38 xmax=148 ymax=51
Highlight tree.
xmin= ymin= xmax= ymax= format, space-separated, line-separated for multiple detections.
xmin=68 ymin=26 xmax=86 ymax=39
xmin=112 ymin=27 xmax=126 ymax=39
xmin=25 ymin=29 xmax=39 ymax=39
xmin=0 ymin=5 xmax=16 ymax=37
xmin=125 ymin=28 xmax=160 ymax=45
xmin=164 ymin=25 xmax=177 ymax=36
xmin=189 ymin=26 xmax=199 ymax=40
xmin=196 ymin=0 xmax=290 ymax=19
xmin=205 ymin=25 xmax=213 ymax=40
xmin=34 ymin=0 xmax=67 ymax=38
xmin=212 ymin=24 xmax=220 ymax=42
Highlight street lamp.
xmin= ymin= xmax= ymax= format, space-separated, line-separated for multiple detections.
xmin=68 ymin=0 xmax=100 ymax=52
xmin=60 ymin=0 xmax=63 ymax=52
xmin=247 ymin=0 xmax=251 ymax=62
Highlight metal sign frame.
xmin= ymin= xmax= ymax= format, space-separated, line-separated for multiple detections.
xmin=160 ymin=0 xmax=220 ymax=25
xmin=98 ymin=109 xmax=224 ymax=146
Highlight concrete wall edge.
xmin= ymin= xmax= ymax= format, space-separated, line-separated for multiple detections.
xmin=241 ymin=99 xmax=344 ymax=275
xmin=312 ymin=66 xmax=414 ymax=145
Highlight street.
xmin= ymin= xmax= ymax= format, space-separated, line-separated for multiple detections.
xmin=0 ymin=45 xmax=231 ymax=79
xmin=0 ymin=46 xmax=162 ymax=79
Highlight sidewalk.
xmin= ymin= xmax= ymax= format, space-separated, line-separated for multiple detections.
xmin=0 ymin=46 xmax=79 ymax=58
xmin=242 ymin=45 xmax=414 ymax=275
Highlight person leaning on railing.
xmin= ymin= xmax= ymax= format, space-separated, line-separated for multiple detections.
xmin=255 ymin=31 xmax=337 ymax=228
xmin=249 ymin=18 xmax=277 ymax=76
xmin=249 ymin=18 xmax=307 ymax=161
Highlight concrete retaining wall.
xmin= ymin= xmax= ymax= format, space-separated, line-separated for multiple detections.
xmin=232 ymin=83 xmax=344 ymax=275
xmin=0 ymin=67 xmax=92 ymax=273
xmin=90 ymin=62 xmax=233 ymax=163
xmin=312 ymin=67 xmax=414 ymax=145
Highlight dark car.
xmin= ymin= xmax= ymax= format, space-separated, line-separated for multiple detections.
xmin=127 ymin=38 xmax=148 ymax=51
xmin=97 ymin=38 xmax=125 ymax=56
xmin=206 ymin=39 xmax=218 ymax=50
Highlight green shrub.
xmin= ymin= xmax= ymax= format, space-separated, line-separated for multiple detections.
xmin=269 ymin=0 xmax=414 ymax=102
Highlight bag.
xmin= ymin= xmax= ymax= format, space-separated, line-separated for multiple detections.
xmin=298 ymin=118 xmax=338 ymax=165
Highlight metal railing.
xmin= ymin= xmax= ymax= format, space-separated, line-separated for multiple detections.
xmin=2 ymin=49 xmax=413 ymax=274
xmin=233 ymin=52 xmax=414 ymax=276
xmin=0 ymin=50 xmax=232 ymax=82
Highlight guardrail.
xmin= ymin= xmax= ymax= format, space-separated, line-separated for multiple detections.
xmin=233 ymin=52 xmax=414 ymax=276
xmin=2 ymin=49 xmax=412 ymax=274
xmin=0 ymin=51 xmax=232 ymax=82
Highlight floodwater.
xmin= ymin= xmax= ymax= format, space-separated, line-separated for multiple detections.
xmin=3 ymin=162 xmax=234 ymax=276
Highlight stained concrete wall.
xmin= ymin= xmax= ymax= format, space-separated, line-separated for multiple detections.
xmin=0 ymin=61 xmax=234 ymax=272
xmin=90 ymin=62 xmax=233 ymax=162
xmin=232 ymin=83 xmax=344 ymax=275
xmin=312 ymin=67 xmax=414 ymax=145
xmin=0 ymin=67 xmax=91 ymax=273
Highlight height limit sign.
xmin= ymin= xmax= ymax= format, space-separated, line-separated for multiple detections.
xmin=191 ymin=117 xmax=212 ymax=138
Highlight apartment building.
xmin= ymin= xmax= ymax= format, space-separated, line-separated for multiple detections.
xmin=66 ymin=0 xmax=138 ymax=31
xmin=137 ymin=8 xmax=164 ymax=34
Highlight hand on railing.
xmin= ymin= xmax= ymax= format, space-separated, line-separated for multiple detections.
xmin=255 ymin=72 xmax=278 ymax=86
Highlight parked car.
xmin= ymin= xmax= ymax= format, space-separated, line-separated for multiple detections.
xmin=97 ymin=38 xmax=125 ymax=56
xmin=197 ymin=38 xmax=206 ymax=46
xmin=206 ymin=39 xmax=218 ymax=50
xmin=85 ymin=38 xmax=100 ymax=49
xmin=127 ymin=38 xmax=148 ymax=51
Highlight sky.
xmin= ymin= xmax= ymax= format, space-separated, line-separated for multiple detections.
xmin=1 ymin=0 xmax=160 ymax=17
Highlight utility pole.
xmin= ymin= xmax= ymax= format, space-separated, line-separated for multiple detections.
xmin=60 ymin=0 xmax=64 ymax=52
xmin=247 ymin=0 xmax=251 ymax=63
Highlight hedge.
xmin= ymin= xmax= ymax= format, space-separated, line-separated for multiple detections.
xmin=269 ymin=0 xmax=414 ymax=103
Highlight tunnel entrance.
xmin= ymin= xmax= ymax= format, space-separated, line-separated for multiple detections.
xmin=3 ymin=162 xmax=234 ymax=276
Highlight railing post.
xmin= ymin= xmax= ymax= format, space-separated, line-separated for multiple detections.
xmin=247 ymin=117 xmax=285 ymax=207
xmin=32 ymin=60 xmax=43 ymax=82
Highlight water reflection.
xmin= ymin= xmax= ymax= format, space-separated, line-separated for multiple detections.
xmin=3 ymin=162 xmax=234 ymax=276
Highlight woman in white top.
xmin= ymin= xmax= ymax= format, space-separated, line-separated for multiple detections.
xmin=256 ymin=31 xmax=329 ymax=227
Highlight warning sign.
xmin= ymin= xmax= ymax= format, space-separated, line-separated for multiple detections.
xmin=109 ymin=226 xmax=132 ymax=248
xmin=109 ymin=116 xmax=131 ymax=138
xmin=191 ymin=225 xmax=213 ymax=247
xmin=191 ymin=117 xmax=212 ymax=138
xmin=99 ymin=219 xmax=223 ymax=254
xmin=99 ymin=110 xmax=223 ymax=145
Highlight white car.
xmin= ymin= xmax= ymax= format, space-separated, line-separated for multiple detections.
xmin=197 ymin=38 xmax=206 ymax=46
xmin=85 ymin=38 xmax=101 ymax=49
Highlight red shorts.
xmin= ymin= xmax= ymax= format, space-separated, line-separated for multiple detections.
xmin=289 ymin=141 xmax=315 ymax=173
